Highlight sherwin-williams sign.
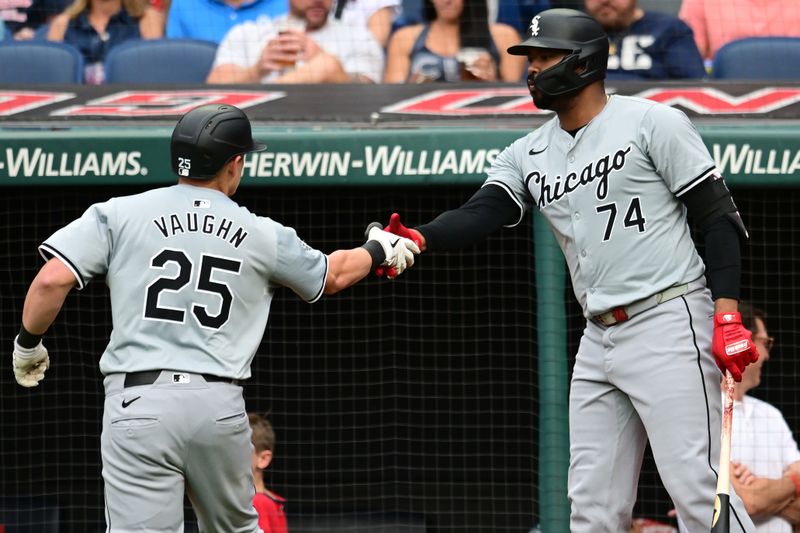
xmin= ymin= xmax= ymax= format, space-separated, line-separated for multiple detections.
xmin=0 ymin=126 xmax=798 ymax=186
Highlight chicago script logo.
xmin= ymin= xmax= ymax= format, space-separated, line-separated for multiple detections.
xmin=528 ymin=146 xmax=632 ymax=209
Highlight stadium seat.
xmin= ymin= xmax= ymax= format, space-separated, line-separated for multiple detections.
xmin=103 ymin=39 xmax=218 ymax=83
xmin=0 ymin=41 xmax=83 ymax=83
xmin=712 ymin=37 xmax=800 ymax=80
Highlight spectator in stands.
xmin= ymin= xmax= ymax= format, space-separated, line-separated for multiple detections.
xmin=331 ymin=0 xmax=398 ymax=47
xmin=166 ymin=0 xmax=286 ymax=44
xmin=677 ymin=302 xmax=800 ymax=532
xmin=392 ymin=0 xmax=550 ymax=38
xmin=383 ymin=0 xmax=524 ymax=83
xmin=585 ymin=0 xmax=705 ymax=79
xmin=2 ymin=0 xmax=68 ymax=40
xmin=45 ymin=0 xmax=163 ymax=84
xmin=207 ymin=0 xmax=383 ymax=84
xmin=727 ymin=302 xmax=800 ymax=531
xmin=249 ymin=413 xmax=288 ymax=533
xmin=679 ymin=0 xmax=800 ymax=61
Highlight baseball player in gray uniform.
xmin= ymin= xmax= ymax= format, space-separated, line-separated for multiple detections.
xmin=11 ymin=104 xmax=419 ymax=533
xmin=379 ymin=9 xmax=760 ymax=532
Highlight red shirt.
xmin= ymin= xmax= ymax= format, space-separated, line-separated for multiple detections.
xmin=253 ymin=490 xmax=288 ymax=533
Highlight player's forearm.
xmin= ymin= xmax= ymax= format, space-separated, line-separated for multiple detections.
xmin=714 ymin=297 xmax=738 ymax=314
xmin=323 ymin=248 xmax=372 ymax=295
xmin=22 ymin=259 xmax=77 ymax=335
xmin=416 ymin=185 xmax=519 ymax=252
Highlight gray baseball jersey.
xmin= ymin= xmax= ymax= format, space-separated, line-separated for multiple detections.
xmin=484 ymin=95 xmax=754 ymax=531
xmin=485 ymin=95 xmax=709 ymax=317
xmin=41 ymin=183 xmax=327 ymax=379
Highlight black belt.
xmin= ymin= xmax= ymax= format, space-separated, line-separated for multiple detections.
xmin=123 ymin=370 xmax=240 ymax=388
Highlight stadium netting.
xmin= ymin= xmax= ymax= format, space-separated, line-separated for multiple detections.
xmin=2 ymin=184 xmax=799 ymax=532
xmin=1 ymin=184 xmax=538 ymax=532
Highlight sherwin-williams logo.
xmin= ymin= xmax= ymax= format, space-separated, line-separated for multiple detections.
xmin=713 ymin=144 xmax=800 ymax=176
xmin=2 ymin=148 xmax=145 ymax=177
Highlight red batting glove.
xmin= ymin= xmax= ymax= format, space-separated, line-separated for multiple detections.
xmin=712 ymin=312 xmax=759 ymax=382
xmin=375 ymin=213 xmax=423 ymax=278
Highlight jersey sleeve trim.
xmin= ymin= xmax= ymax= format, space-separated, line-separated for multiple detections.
xmin=674 ymin=165 xmax=717 ymax=197
xmin=481 ymin=182 xmax=525 ymax=228
xmin=306 ymin=254 xmax=328 ymax=303
xmin=38 ymin=243 xmax=86 ymax=290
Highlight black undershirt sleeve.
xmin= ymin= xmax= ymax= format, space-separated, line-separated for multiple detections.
xmin=416 ymin=185 xmax=522 ymax=252
xmin=700 ymin=216 xmax=742 ymax=300
xmin=679 ymin=179 xmax=746 ymax=300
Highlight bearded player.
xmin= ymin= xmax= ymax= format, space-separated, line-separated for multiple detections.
xmin=380 ymin=9 xmax=758 ymax=532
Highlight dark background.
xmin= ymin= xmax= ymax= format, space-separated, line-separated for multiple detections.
xmin=0 ymin=184 xmax=796 ymax=531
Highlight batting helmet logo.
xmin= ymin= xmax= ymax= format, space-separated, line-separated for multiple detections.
xmin=508 ymin=9 xmax=609 ymax=99
xmin=529 ymin=15 xmax=541 ymax=37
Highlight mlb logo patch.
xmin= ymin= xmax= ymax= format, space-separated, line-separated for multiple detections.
xmin=177 ymin=157 xmax=191 ymax=177
xmin=172 ymin=373 xmax=191 ymax=384
xmin=193 ymin=199 xmax=211 ymax=208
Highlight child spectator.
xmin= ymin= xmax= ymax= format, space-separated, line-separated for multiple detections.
xmin=249 ymin=413 xmax=288 ymax=533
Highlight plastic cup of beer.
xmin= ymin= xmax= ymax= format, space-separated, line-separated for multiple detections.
xmin=275 ymin=17 xmax=305 ymax=68
xmin=457 ymin=47 xmax=487 ymax=81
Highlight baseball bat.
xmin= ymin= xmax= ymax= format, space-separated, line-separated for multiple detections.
xmin=710 ymin=370 xmax=735 ymax=533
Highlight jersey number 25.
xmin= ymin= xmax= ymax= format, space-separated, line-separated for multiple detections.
xmin=144 ymin=248 xmax=242 ymax=329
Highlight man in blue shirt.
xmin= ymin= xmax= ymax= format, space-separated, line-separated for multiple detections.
xmin=585 ymin=0 xmax=705 ymax=79
xmin=166 ymin=0 xmax=288 ymax=44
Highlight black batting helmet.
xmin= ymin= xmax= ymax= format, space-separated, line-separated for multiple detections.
xmin=508 ymin=8 xmax=609 ymax=97
xmin=171 ymin=104 xmax=266 ymax=179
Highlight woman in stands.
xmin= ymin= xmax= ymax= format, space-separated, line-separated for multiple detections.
xmin=383 ymin=0 xmax=524 ymax=83
xmin=46 ymin=0 xmax=162 ymax=83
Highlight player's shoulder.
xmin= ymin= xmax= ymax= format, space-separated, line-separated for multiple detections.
xmin=609 ymin=94 xmax=687 ymax=122
xmin=513 ymin=116 xmax=558 ymax=149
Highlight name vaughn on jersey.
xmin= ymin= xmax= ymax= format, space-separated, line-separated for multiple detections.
xmin=527 ymin=145 xmax=632 ymax=208
xmin=152 ymin=212 xmax=249 ymax=248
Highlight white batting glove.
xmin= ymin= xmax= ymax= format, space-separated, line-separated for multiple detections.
xmin=366 ymin=226 xmax=420 ymax=279
xmin=13 ymin=336 xmax=50 ymax=388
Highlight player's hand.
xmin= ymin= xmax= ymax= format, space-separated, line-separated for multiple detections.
xmin=13 ymin=336 xmax=50 ymax=388
xmin=365 ymin=225 xmax=420 ymax=279
xmin=375 ymin=213 xmax=423 ymax=278
xmin=711 ymin=312 xmax=759 ymax=382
